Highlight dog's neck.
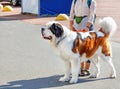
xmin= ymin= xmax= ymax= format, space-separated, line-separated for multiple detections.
xmin=55 ymin=35 xmax=67 ymax=47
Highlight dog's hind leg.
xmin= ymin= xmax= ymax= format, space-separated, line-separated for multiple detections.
xmin=90 ymin=55 xmax=100 ymax=78
xmin=69 ymin=58 xmax=80 ymax=83
xmin=59 ymin=61 xmax=71 ymax=82
xmin=102 ymin=55 xmax=116 ymax=78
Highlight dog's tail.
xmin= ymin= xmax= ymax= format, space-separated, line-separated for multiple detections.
xmin=99 ymin=17 xmax=117 ymax=37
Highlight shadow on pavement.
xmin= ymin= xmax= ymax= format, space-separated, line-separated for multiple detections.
xmin=0 ymin=75 xmax=111 ymax=89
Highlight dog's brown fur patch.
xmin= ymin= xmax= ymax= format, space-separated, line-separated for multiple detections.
xmin=72 ymin=29 xmax=111 ymax=58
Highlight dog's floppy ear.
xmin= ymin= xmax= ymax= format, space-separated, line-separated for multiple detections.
xmin=49 ymin=23 xmax=56 ymax=34
xmin=49 ymin=23 xmax=64 ymax=37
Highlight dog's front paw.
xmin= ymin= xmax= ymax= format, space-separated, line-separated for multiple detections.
xmin=59 ymin=76 xmax=69 ymax=82
xmin=69 ymin=78 xmax=78 ymax=84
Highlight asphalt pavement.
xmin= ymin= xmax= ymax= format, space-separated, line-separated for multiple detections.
xmin=0 ymin=18 xmax=120 ymax=89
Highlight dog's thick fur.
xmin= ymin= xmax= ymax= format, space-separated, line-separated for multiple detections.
xmin=41 ymin=17 xmax=117 ymax=83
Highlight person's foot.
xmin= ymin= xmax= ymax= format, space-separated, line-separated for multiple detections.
xmin=79 ymin=70 xmax=90 ymax=77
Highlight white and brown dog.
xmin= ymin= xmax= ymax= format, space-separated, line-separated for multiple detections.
xmin=41 ymin=17 xmax=117 ymax=83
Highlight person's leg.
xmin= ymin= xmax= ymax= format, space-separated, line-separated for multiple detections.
xmin=79 ymin=61 xmax=85 ymax=76
xmin=79 ymin=60 xmax=91 ymax=76
xmin=84 ymin=60 xmax=91 ymax=76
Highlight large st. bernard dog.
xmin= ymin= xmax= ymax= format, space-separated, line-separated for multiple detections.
xmin=41 ymin=17 xmax=117 ymax=83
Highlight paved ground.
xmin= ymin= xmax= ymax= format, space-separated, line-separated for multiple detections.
xmin=0 ymin=0 xmax=120 ymax=89
xmin=0 ymin=17 xmax=120 ymax=89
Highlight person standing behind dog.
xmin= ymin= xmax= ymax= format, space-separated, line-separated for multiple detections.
xmin=69 ymin=0 xmax=96 ymax=76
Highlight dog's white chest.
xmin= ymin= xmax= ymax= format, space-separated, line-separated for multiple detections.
xmin=56 ymin=39 xmax=75 ymax=59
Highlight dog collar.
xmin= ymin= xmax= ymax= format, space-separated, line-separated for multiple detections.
xmin=55 ymin=35 xmax=67 ymax=47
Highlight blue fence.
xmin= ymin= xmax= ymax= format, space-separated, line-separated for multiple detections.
xmin=39 ymin=0 xmax=72 ymax=16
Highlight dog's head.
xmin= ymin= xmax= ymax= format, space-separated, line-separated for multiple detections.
xmin=41 ymin=21 xmax=64 ymax=41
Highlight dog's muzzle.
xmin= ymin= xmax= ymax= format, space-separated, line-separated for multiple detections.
xmin=41 ymin=28 xmax=52 ymax=40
